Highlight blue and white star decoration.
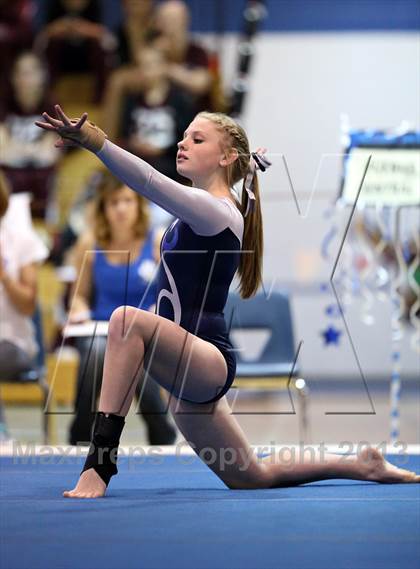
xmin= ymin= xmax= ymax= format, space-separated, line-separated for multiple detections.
xmin=321 ymin=325 xmax=342 ymax=346
xmin=320 ymin=283 xmax=343 ymax=347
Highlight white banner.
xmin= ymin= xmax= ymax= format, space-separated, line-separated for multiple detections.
xmin=342 ymin=147 xmax=420 ymax=206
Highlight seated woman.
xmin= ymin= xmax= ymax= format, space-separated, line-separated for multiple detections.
xmin=34 ymin=0 xmax=114 ymax=103
xmin=0 ymin=0 xmax=34 ymax=98
xmin=151 ymin=0 xmax=214 ymax=112
xmin=101 ymin=0 xmax=220 ymax=140
xmin=0 ymin=171 xmax=49 ymax=441
xmin=67 ymin=169 xmax=176 ymax=446
xmin=119 ymin=45 xmax=195 ymax=182
xmin=0 ymin=52 xmax=60 ymax=220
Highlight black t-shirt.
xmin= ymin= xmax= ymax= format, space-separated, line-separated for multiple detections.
xmin=121 ymin=83 xmax=195 ymax=180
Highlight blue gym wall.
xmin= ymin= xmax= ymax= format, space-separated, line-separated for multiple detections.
xmin=99 ymin=0 xmax=420 ymax=33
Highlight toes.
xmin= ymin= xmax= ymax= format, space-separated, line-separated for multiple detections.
xmin=400 ymin=470 xmax=417 ymax=482
xmin=63 ymin=489 xmax=104 ymax=498
xmin=391 ymin=469 xmax=420 ymax=483
xmin=63 ymin=489 xmax=84 ymax=498
xmin=407 ymin=472 xmax=420 ymax=483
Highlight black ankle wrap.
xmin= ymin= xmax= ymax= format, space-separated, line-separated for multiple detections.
xmin=81 ymin=412 xmax=125 ymax=487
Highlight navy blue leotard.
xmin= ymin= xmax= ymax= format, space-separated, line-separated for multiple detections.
xmin=157 ymin=217 xmax=241 ymax=402
xmin=95 ymin=140 xmax=244 ymax=403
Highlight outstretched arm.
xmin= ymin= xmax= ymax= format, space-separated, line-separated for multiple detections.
xmin=36 ymin=105 xmax=240 ymax=237
xmin=96 ymin=139 xmax=238 ymax=236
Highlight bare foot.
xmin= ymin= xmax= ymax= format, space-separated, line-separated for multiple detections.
xmin=63 ymin=468 xmax=107 ymax=498
xmin=359 ymin=447 xmax=420 ymax=483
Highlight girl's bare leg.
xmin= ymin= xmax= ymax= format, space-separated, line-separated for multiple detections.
xmin=63 ymin=306 xmax=232 ymax=498
xmin=169 ymin=397 xmax=420 ymax=489
xmin=64 ymin=307 xmax=420 ymax=498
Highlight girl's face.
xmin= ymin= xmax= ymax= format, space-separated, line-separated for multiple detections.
xmin=176 ymin=117 xmax=229 ymax=184
xmin=135 ymin=47 xmax=166 ymax=87
xmin=12 ymin=54 xmax=45 ymax=94
xmin=154 ymin=1 xmax=189 ymax=38
xmin=104 ymin=187 xmax=139 ymax=232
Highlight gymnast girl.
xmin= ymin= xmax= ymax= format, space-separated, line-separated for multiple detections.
xmin=36 ymin=105 xmax=420 ymax=498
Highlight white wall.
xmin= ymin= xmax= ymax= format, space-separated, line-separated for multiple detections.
xmin=204 ymin=31 xmax=420 ymax=379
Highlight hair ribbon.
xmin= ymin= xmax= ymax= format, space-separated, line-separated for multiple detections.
xmin=243 ymin=151 xmax=272 ymax=217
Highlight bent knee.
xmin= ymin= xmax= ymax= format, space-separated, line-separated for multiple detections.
xmin=108 ymin=306 xmax=143 ymax=338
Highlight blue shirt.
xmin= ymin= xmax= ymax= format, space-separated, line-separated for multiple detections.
xmin=91 ymin=230 xmax=157 ymax=321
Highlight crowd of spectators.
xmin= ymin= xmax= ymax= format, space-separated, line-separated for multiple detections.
xmin=0 ymin=0 xmax=225 ymax=444
xmin=0 ymin=0 xmax=223 ymax=222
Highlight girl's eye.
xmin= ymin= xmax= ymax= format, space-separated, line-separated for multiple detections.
xmin=194 ymin=139 xmax=203 ymax=144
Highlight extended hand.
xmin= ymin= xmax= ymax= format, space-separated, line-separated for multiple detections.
xmin=35 ymin=105 xmax=107 ymax=153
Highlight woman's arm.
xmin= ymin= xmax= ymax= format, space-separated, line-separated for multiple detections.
xmin=0 ymin=262 xmax=37 ymax=316
xmin=166 ymin=64 xmax=211 ymax=96
xmin=68 ymin=232 xmax=94 ymax=323
xmin=101 ymin=67 xmax=143 ymax=140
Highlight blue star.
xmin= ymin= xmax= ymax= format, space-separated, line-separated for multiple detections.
xmin=325 ymin=304 xmax=342 ymax=318
xmin=321 ymin=326 xmax=342 ymax=346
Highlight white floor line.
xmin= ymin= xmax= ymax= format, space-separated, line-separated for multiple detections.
xmin=1 ymin=442 xmax=419 ymax=457
xmin=0 ymin=498 xmax=418 ymax=503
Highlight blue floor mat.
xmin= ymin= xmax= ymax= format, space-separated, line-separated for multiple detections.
xmin=1 ymin=454 xmax=419 ymax=569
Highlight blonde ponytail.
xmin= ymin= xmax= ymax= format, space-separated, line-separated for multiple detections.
xmin=196 ymin=112 xmax=264 ymax=298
